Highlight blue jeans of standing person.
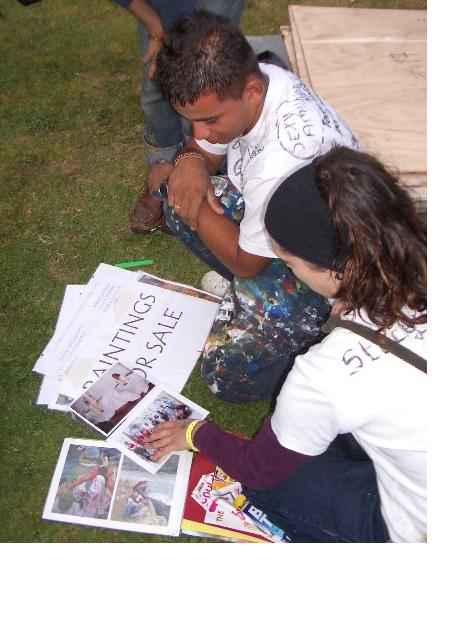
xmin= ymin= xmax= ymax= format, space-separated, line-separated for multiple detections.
xmin=138 ymin=1 xmax=246 ymax=165
xmin=244 ymin=435 xmax=390 ymax=542
xmin=164 ymin=176 xmax=331 ymax=403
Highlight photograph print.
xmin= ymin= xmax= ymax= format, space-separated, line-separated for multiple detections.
xmin=48 ymin=443 xmax=122 ymax=520
xmin=70 ymin=362 xmax=155 ymax=436
xmin=116 ymin=390 xmax=196 ymax=464
xmin=110 ymin=454 xmax=180 ymax=531
xmin=43 ymin=439 xmax=189 ymax=536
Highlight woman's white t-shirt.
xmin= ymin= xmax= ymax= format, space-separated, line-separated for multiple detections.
xmin=271 ymin=309 xmax=427 ymax=542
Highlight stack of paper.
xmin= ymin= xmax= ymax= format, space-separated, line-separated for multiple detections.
xmin=33 ymin=264 xmax=220 ymax=412
xmin=37 ymin=264 xmax=223 ymax=538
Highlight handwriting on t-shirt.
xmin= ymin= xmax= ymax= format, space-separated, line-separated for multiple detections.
xmin=342 ymin=323 xmax=426 ymax=376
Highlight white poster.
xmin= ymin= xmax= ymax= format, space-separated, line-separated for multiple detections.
xmin=34 ymin=265 xmax=220 ymax=407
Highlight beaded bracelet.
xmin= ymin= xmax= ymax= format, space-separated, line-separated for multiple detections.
xmin=185 ymin=420 xmax=202 ymax=452
xmin=174 ymin=152 xmax=206 ymax=168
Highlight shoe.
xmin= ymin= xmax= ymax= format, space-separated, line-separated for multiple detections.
xmin=200 ymin=271 xmax=231 ymax=297
xmin=129 ymin=184 xmax=171 ymax=235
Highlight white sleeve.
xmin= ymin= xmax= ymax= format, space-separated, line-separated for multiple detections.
xmin=238 ymin=156 xmax=309 ymax=258
xmin=238 ymin=175 xmax=279 ymax=258
xmin=271 ymin=350 xmax=339 ymax=456
xmin=194 ymin=138 xmax=228 ymax=156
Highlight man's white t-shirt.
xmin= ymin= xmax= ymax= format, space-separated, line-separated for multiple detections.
xmin=196 ymin=63 xmax=359 ymax=258
xmin=271 ymin=309 xmax=427 ymax=543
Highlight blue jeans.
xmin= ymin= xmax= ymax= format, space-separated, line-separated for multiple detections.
xmin=164 ymin=176 xmax=331 ymax=403
xmin=244 ymin=435 xmax=390 ymax=543
xmin=138 ymin=1 xmax=245 ymax=164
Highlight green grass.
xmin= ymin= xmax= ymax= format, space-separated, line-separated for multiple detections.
xmin=0 ymin=0 xmax=425 ymax=542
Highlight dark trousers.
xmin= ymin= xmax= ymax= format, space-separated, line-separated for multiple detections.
xmin=244 ymin=435 xmax=390 ymax=543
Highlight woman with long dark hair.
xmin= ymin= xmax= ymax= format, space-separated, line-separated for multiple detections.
xmin=145 ymin=146 xmax=427 ymax=543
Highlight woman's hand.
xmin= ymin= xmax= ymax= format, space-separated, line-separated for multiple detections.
xmin=143 ymin=419 xmax=199 ymax=461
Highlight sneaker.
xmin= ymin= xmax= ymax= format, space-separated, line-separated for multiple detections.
xmin=200 ymin=271 xmax=231 ymax=297
xmin=129 ymin=184 xmax=171 ymax=234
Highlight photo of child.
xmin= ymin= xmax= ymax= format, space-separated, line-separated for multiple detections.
xmin=70 ymin=363 xmax=155 ymax=435
xmin=119 ymin=391 xmax=193 ymax=462
xmin=52 ymin=444 xmax=121 ymax=519
xmin=111 ymin=455 xmax=180 ymax=528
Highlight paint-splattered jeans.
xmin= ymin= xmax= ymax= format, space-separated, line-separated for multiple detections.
xmin=164 ymin=176 xmax=331 ymax=403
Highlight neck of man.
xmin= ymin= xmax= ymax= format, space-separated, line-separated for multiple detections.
xmin=242 ymin=73 xmax=268 ymax=136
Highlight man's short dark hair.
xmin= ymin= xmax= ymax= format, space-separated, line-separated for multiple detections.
xmin=156 ymin=10 xmax=261 ymax=106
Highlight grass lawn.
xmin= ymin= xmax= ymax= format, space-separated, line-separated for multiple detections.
xmin=0 ymin=0 xmax=425 ymax=542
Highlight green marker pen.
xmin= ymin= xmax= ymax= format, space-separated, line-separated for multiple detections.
xmin=114 ymin=259 xmax=154 ymax=269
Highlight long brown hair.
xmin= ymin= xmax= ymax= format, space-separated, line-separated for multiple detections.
xmin=313 ymin=146 xmax=426 ymax=330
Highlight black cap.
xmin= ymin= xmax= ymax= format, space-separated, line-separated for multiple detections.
xmin=265 ymin=164 xmax=340 ymax=270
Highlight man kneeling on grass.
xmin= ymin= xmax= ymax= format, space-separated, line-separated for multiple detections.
xmin=144 ymin=10 xmax=359 ymax=403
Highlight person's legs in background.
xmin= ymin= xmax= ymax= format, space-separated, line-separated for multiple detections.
xmin=195 ymin=0 xmax=245 ymax=24
xmin=138 ymin=20 xmax=184 ymax=166
xmin=129 ymin=1 xmax=195 ymax=234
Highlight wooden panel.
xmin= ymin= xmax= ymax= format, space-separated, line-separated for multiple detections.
xmin=288 ymin=5 xmax=426 ymax=175
xmin=288 ymin=6 xmax=312 ymax=87
xmin=289 ymin=5 xmax=426 ymax=42
xmin=303 ymin=41 xmax=426 ymax=173
xmin=280 ymin=25 xmax=299 ymax=75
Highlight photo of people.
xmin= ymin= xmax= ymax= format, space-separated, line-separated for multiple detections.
xmin=51 ymin=444 xmax=121 ymax=519
xmin=70 ymin=363 xmax=155 ymax=436
xmin=111 ymin=455 xmax=180 ymax=528
xmin=118 ymin=391 xmax=193 ymax=462
xmin=43 ymin=438 xmax=192 ymax=536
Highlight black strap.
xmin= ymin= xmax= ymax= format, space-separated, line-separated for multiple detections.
xmin=323 ymin=317 xmax=427 ymax=374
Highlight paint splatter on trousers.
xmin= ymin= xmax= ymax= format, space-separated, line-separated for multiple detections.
xmin=164 ymin=176 xmax=330 ymax=403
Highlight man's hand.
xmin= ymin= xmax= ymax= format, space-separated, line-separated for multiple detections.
xmin=166 ymin=158 xmax=223 ymax=231
xmin=143 ymin=419 xmax=197 ymax=461
xmin=147 ymin=161 xmax=174 ymax=192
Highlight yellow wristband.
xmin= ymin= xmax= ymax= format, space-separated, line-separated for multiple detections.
xmin=185 ymin=420 xmax=201 ymax=452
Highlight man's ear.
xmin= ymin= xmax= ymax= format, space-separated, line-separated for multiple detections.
xmin=243 ymin=74 xmax=265 ymax=102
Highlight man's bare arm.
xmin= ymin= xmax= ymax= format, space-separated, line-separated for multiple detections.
xmin=196 ymin=202 xmax=270 ymax=278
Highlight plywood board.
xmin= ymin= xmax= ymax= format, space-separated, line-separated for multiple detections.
xmin=288 ymin=6 xmax=426 ymax=175
xmin=289 ymin=5 xmax=426 ymax=42
xmin=288 ymin=6 xmax=312 ymax=87
xmin=280 ymin=25 xmax=299 ymax=75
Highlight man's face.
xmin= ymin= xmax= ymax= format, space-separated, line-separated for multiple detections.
xmin=173 ymin=86 xmax=256 ymax=145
